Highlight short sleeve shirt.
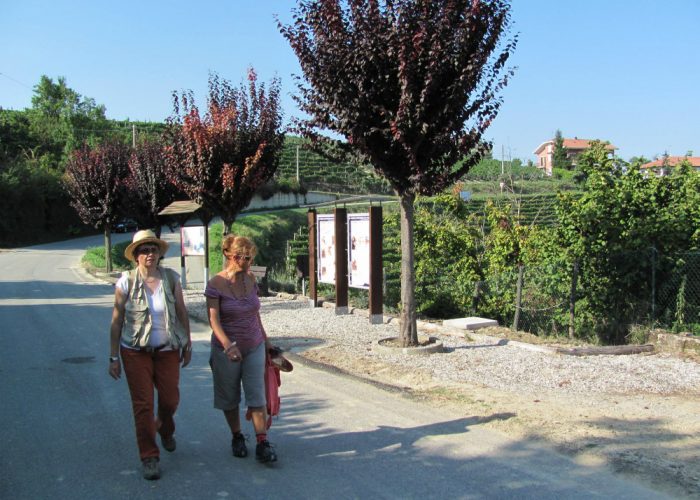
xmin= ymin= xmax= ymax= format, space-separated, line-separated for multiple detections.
xmin=204 ymin=281 xmax=264 ymax=354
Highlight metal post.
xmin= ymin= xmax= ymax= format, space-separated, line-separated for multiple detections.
xmin=650 ymin=246 xmax=657 ymax=323
xmin=569 ymin=260 xmax=579 ymax=339
xmin=512 ymin=264 xmax=524 ymax=331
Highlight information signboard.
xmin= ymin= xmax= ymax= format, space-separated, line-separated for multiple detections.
xmin=181 ymin=226 xmax=205 ymax=256
xmin=348 ymin=214 xmax=370 ymax=289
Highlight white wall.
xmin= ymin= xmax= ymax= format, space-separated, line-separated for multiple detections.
xmin=243 ymin=191 xmax=338 ymax=211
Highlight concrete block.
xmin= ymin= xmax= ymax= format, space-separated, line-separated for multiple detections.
xmin=442 ymin=317 xmax=498 ymax=331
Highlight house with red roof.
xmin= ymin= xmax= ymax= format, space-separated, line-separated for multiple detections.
xmin=639 ymin=156 xmax=700 ymax=176
xmin=533 ymin=137 xmax=617 ymax=176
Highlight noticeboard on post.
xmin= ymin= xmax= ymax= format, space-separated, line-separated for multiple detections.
xmin=316 ymin=213 xmax=370 ymax=289
xmin=317 ymin=214 xmax=335 ymax=284
xmin=348 ymin=213 xmax=370 ymax=289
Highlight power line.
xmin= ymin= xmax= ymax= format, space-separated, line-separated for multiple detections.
xmin=0 ymin=72 xmax=32 ymax=89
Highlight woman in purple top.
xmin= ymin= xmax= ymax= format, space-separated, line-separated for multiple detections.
xmin=205 ymin=235 xmax=277 ymax=463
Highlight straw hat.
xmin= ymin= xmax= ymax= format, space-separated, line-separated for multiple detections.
xmin=124 ymin=229 xmax=169 ymax=262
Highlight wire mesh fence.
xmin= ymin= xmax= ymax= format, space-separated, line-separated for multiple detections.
xmin=383 ymin=248 xmax=700 ymax=342
xmin=491 ymin=249 xmax=700 ymax=340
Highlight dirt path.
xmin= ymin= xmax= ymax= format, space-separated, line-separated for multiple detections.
xmin=301 ymin=344 xmax=700 ymax=498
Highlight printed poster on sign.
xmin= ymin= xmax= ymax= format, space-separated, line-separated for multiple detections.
xmin=181 ymin=226 xmax=205 ymax=256
xmin=317 ymin=214 xmax=335 ymax=284
xmin=348 ymin=214 xmax=370 ymax=289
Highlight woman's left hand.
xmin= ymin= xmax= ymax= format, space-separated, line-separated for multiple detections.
xmin=180 ymin=345 xmax=192 ymax=367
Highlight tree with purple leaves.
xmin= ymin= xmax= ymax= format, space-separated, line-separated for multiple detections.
xmin=166 ymin=70 xmax=284 ymax=234
xmin=280 ymin=0 xmax=517 ymax=345
xmin=64 ymin=139 xmax=130 ymax=272
xmin=124 ymin=137 xmax=181 ymax=236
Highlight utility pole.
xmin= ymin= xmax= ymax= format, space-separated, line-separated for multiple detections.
xmin=501 ymin=144 xmax=505 ymax=175
xmin=296 ymin=145 xmax=300 ymax=182
xmin=132 ymin=125 xmax=136 ymax=148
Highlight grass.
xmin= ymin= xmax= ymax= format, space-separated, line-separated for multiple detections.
xmin=82 ymin=240 xmax=132 ymax=271
xmin=207 ymin=208 xmax=309 ymax=276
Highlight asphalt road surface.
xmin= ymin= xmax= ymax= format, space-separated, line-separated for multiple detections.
xmin=0 ymin=233 xmax=672 ymax=499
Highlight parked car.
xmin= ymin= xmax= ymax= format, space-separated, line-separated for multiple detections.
xmin=112 ymin=218 xmax=138 ymax=233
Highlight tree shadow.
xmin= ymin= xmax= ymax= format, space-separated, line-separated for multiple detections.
xmin=531 ymin=414 xmax=700 ymax=497
xmin=0 ymin=279 xmax=113 ymax=301
xmin=170 ymin=357 xmax=672 ymax=499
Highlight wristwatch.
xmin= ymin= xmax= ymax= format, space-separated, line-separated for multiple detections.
xmin=109 ymin=356 xmax=119 ymax=363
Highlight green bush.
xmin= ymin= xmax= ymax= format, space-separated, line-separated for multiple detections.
xmin=82 ymin=240 xmax=132 ymax=271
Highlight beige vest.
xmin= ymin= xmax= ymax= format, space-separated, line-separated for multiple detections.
xmin=120 ymin=267 xmax=188 ymax=348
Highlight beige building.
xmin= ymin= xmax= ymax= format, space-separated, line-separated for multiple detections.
xmin=533 ymin=138 xmax=617 ymax=175
xmin=639 ymin=156 xmax=700 ymax=176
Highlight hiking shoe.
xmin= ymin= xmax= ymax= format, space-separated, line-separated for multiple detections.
xmin=255 ymin=440 xmax=277 ymax=463
xmin=232 ymin=434 xmax=248 ymax=458
xmin=161 ymin=435 xmax=176 ymax=452
xmin=142 ymin=457 xmax=161 ymax=480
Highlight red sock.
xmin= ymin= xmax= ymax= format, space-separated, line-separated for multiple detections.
xmin=256 ymin=433 xmax=267 ymax=443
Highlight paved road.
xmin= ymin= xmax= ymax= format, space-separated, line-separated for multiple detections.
xmin=0 ymin=233 xmax=672 ymax=499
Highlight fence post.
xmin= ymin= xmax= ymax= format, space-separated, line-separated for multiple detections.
xmin=472 ymin=281 xmax=483 ymax=314
xmin=650 ymin=246 xmax=657 ymax=323
xmin=512 ymin=264 xmax=524 ymax=331
xmin=569 ymin=260 xmax=579 ymax=339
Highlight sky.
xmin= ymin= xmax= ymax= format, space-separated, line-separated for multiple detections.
xmin=1 ymin=0 xmax=699 ymax=162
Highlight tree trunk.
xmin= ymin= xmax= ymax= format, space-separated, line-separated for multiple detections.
xmin=399 ymin=191 xmax=418 ymax=347
xmin=222 ymin=216 xmax=236 ymax=236
xmin=104 ymin=225 xmax=112 ymax=273
xmin=555 ymin=344 xmax=655 ymax=356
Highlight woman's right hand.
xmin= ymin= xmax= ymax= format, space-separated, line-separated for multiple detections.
xmin=224 ymin=343 xmax=241 ymax=362
xmin=108 ymin=359 xmax=121 ymax=379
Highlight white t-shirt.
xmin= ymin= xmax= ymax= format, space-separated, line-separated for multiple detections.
xmin=116 ymin=273 xmax=170 ymax=349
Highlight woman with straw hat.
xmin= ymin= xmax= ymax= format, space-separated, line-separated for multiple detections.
xmin=108 ymin=229 xmax=192 ymax=480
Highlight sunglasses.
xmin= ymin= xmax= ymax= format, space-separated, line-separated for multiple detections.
xmin=137 ymin=245 xmax=160 ymax=255
xmin=232 ymin=254 xmax=252 ymax=261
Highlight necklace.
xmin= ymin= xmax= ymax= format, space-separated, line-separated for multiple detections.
xmin=226 ymin=271 xmax=249 ymax=298
xmin=139 ymin=269 xmax=161 ymax=291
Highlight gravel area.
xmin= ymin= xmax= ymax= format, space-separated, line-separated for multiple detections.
xmin=185 ymin=292 xmax=700 ymax=398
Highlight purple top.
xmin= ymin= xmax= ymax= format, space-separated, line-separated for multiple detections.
xmin=204 ymin=282 xmax=264 ymax=354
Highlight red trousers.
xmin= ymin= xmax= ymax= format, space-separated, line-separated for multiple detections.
xmin=121 ymin=347 xmax=180 ymax=460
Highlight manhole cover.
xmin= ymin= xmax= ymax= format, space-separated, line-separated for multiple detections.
xmin=62 ymin=356 xmax=96 ymax=364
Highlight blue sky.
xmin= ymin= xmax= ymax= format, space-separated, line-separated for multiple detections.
xmin=1 ymin=0 xmax=698 ymax=162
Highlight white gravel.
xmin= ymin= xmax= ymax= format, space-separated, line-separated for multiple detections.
xmin=185 ymin=292 xmax=700 ymax=398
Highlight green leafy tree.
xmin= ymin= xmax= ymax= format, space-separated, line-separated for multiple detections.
xmin=280 ymin=0 xmax=517 ymax=345
xmin=556 ymin=142 xmax=700 ymax=342
xmin=167 ymin=70 xmax=284 ymax=233
xmin=63 ymin=139 xmax=130 ymax=272
xmin=551 ymin=129 xmax=571 ymax=170
xmin=28 ymin=75 xmax=110 ymax=169
xmin=0 ymin=109 xmax=33 ymax=167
